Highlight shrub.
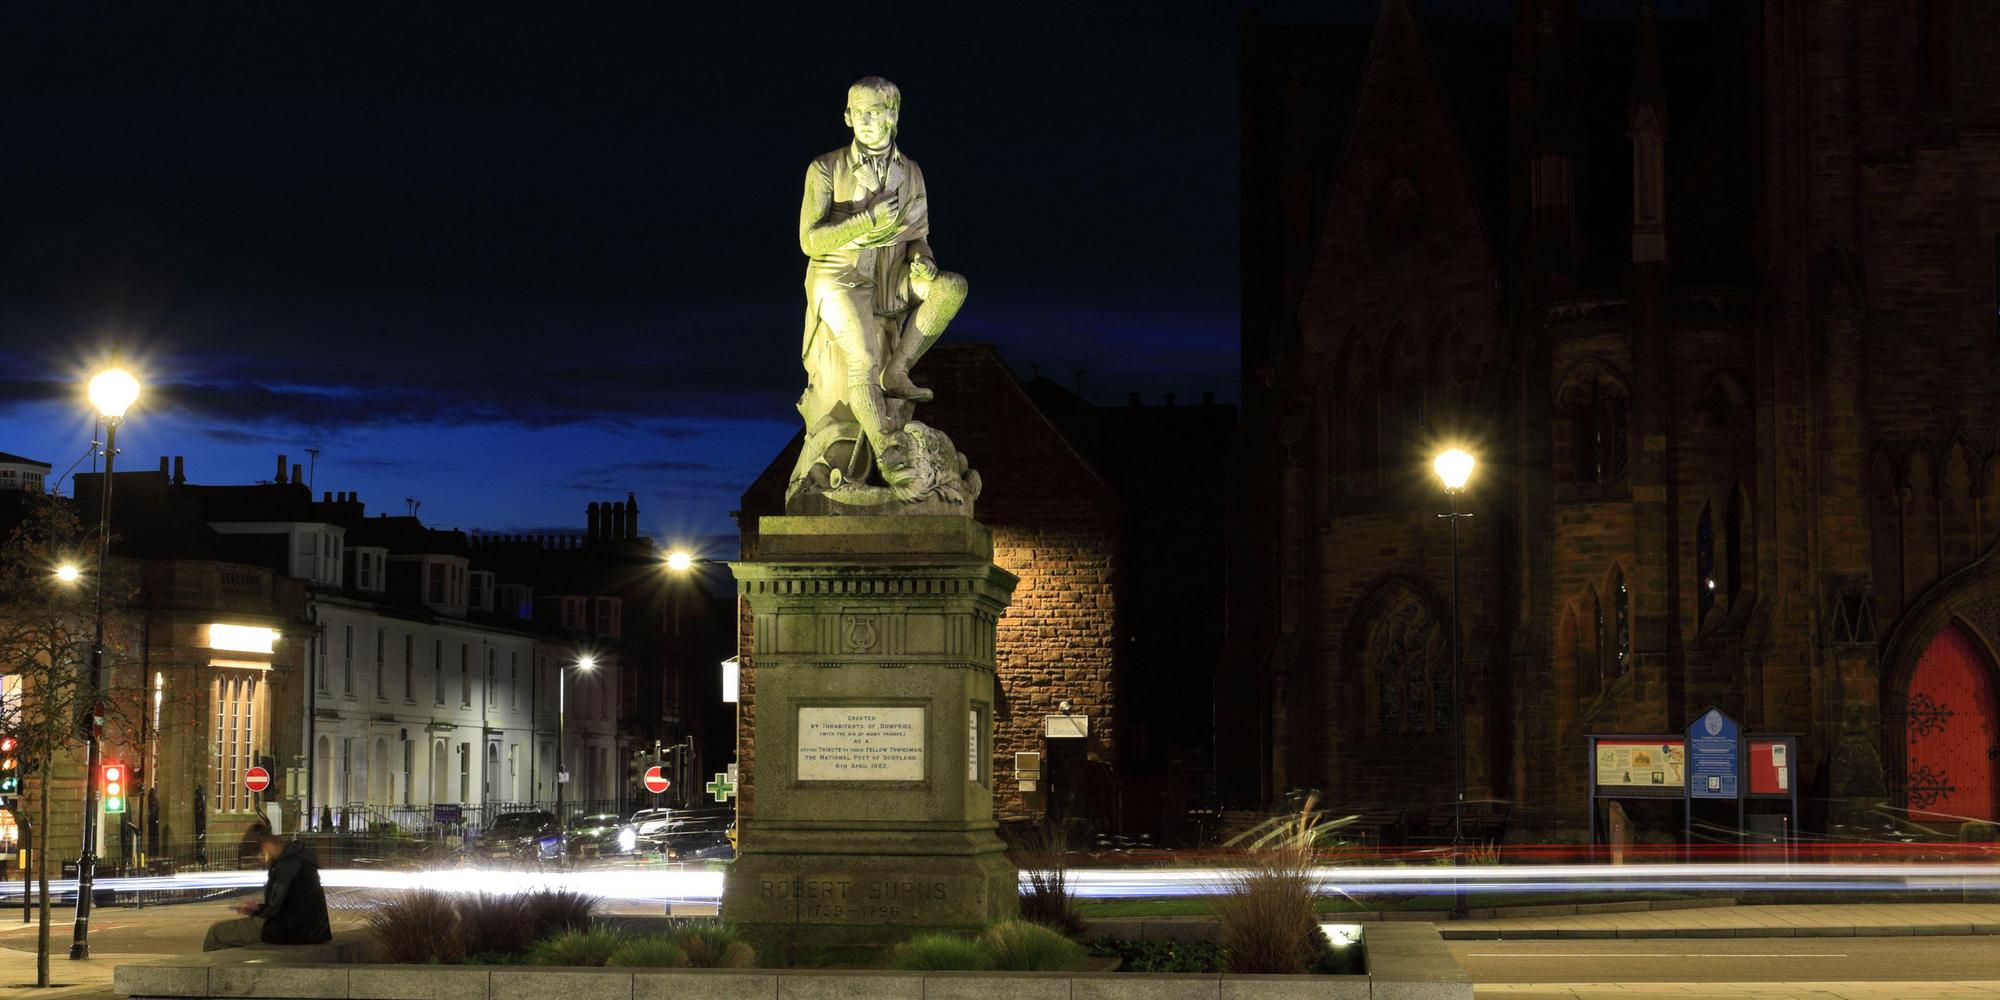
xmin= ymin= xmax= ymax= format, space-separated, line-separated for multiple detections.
xmin=978 ymin=920 xmax=1083 ymax=972
xmin=888 ymin=932 xmax=986 ymax=971
xmin=1007 ymin=824 xmax=1088 ymax=940
xmin=366 ymin=889 xmax=465 ymax=965
xmin=607 ymin=936 xmax=688 ymax=968
xmin=669 ymin=921 xmax=756 ymax=969
xmin=458 ymin=893 xmax=537 ymax=956
xmin=1211 ymin=795 xmax=1322 ymax=975
xmin=524 ymin=888 xmax=600 ymax=939
xmin=530 ymin=927 xmax=626 ymax=967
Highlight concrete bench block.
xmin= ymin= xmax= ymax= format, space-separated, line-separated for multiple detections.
xmin=1070 ymin=972 xmax=1221 ymax=1000
xmin=114 ymin=963 xmax=209 ymax=997
xmin=210 ymin=965 xmax=350 ymax=999
xmin=776 ymin=971 xmax=924 ymax=1000
xmin=491 ymin=969 xmax=634 ymax=1000
xmin=1221 ymin=973 xmax=1367 ymax=999
xmin=921 ymin=971 xmax=1071 ymax=1000
xmin=349 ymin=965 xmax=493 ymax=1000
xmin=633 ymin=969 xmax=778 ymax=1000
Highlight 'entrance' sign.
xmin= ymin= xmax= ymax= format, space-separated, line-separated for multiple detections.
xmin=797 ymin=706 xmax=924 ymax=781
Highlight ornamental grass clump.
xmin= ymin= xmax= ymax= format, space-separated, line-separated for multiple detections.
xmin=1007 ymin=824 xmax=1088 ymax=940
xmin=668 ymin=921 xmax=756 ymax=968
xmin=524 ymin=888 xmax=600 ymax=938
xmin=530 ymin=927 xmax=627 ymax=967
xmin=606 ymin=936 xmax=688 ymax=968
xmin=888 ymin=932 xmax=987 ymax=971
xmin=458 ymin=893 xmax=537 ymax=957
xmin=365 ymin=889 xmax=464 ymax=964
xmin=1210 ymin=795 xmax=1324 ymax=975
xmin=979 ymin=919 xmax=1085 ymax=972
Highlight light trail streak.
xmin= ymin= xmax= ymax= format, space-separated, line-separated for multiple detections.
xmin=0 ymin=862 xmax=1995 ymax=903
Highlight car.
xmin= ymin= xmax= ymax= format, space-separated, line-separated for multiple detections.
xmin=627 ymin=808 xmax=675 ymax=853
xmin=566 ymin=813 xmax=637 ymax=856
xmin=477 ymin=809 xmax=563 ymax=863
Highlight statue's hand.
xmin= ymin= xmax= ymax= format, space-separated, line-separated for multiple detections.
xmin=865 ymin=197 xmax=903 ymax=229
xmin=909 ymin=254 xmax=937 ymax=281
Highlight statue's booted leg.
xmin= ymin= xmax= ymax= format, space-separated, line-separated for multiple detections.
xmin=819 ymin=292 xmax=900 ymax=459
xmin=883 ymin=271 xmax=967 ymax=403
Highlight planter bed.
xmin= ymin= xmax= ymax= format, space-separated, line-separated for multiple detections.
xmin=115 ymin=923 xmax=1466 ymax=1000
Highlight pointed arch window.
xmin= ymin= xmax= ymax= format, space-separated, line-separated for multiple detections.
xmin=1697 ymin=503 xmax=1717 ymax=620
xmin=1368 ymin=592 xmax=1449 ymax=735
xmin=1613 ymin=570 xmax=1631 ymax=676
xmin=1562 ymin=374 xmax=1628 ymax=488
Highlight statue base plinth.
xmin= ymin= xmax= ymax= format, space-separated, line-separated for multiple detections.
xmin=723 ymin=515 xmax=1020 ymax=962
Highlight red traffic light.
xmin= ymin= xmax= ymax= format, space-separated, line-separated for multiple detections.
xmin=0 ymin=738 xmax=16 ymax=754
xmin=103 ymin=765 xmax=122 ymax=784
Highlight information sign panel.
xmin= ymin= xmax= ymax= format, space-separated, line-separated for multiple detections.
xmin=1594 ymin=738 xmax=1685 ymax=791
xmin=798 ymin=705 xmax=924 ymax=781
xmin=1686 ymin=708 xmax=1741 ymax=799
xmin=1747 ymin=737 xmax=1792 ymax=796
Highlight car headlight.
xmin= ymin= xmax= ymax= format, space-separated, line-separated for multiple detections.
xmin=617 ymin=827 xmax=637 ymax=852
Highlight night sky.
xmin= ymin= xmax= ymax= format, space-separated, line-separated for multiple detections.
xmin=0 ymin=2 xmax=1654 ymax=548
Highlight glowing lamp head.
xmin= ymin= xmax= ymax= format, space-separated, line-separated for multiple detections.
xmin=665 ymin=551 xmax=693 ymax=573
xmin=55 ymin=564 xmax=80 ymax=584
xmin=88 ymin=368 xmax=141 ymax=419
xmin=577 ymin=655 xmax=597 ymax=672
xmin=1433 ymin=448 xmax=1476 ymax=492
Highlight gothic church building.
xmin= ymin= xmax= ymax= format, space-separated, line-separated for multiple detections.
xmin=1223 ymin=0 xmax=2000 ymax=834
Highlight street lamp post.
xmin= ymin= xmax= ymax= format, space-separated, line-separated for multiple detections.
xmin=1432 ymin=448 xmax=1475 ymax=917
xmin=72 ymin=366 xmax=139 ymax=961
xmin=557 ymin=656 xmax=594 ymax=829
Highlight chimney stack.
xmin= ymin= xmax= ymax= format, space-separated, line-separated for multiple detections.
xmin=625 ymin=491 xmax=639 ymax=538
xmin=587 ymin=502 xmax=602 ymax=538
xmin=292 ymin=463 xmax=303 ymax=484
xmin=158 ymin=457 xmax=170 ymax=476
xmin=276 ymin=455 xmax=288 ymax=483
xmin=323 ymin=491 xmax=333 ymax=502
xmin=172 ymin=456 xmax=185 ymax=484
xmin=611 ymin=501 xmax=627 ymax=539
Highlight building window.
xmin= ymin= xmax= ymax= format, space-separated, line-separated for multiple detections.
xmin=1566 ymin=378 xmax=1629 ymax=487
xmin=510 ymin=652 xmax=520 ymax=710
xmin=1697 ymin=502 xmax=1716 ymax=620
xmin=461 ymin=645 xmax=471 ymax=706
xmin=343 ymin=624 xmax=354 ymax=695
xmin=458 ymin=743 xmax=471 ymax=802
xmin=1367 ymin=591 xmax=1448 ymax=735
xmin=485 ymin=743 xmax=498 ymax=797
xmin=486 ymin=649 xmax=497 ymax=707
xmin=1613 ymin=569 xmax=1631 ymax=675
xmin=375 ymin=630 xmax=387 ymax=701
xmin=404 ymin=634 xmax=415 ymax=701
xmin=340 ymin=737 xmax=353 ymax=805
xmin=470 ymin=572 xmax=494 ymax=613
xmin=595 ymin=598 xmax=622 ymax=638
xmin=434 ymin=638 xmax=445 ymax=705
xmin=561 ymin=597 xmax=587 ymax=630
xmin=1353 ymin=395 xmax=1381 ymax=492
xmin=314 ymin=632 xmax=327 ymax=693
xmin=402 ymin=741 xmax=414 ymax=807
xmin=427 ymin=563 xmax=447 ymax=605
xmin=211 ymin=670 xmax=263 ymax=814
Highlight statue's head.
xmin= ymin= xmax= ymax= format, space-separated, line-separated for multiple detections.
xmin=844 ymin=76 xmax=901 ymax=150
xmin=878 ymin=422 xmax=979 ymax=507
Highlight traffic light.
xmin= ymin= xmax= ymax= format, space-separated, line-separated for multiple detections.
xmin=102 ymin=763 xmax=125 ymax=814
xmin=0 ymin=737 xmax=17 ymax=796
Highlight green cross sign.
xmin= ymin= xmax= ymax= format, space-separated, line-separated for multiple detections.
xmin=706 ymin=772 xmax=736 ymax=802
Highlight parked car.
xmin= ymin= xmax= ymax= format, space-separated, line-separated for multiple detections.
xmin=477 ymin=809 xmax=563 ymax=863
xmin=566 ymin=813 xmax=637 ymax=856
xmin=627 ymin=808 xmax=675 ymax=853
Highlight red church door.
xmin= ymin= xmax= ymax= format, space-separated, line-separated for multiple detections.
xmin=1905 ymin=625 xmax=2000 ymax=820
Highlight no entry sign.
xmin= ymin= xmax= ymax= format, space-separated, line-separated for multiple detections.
xmin=244 ymin=765 xmax=271 ymax=793
xmin=642 ymin=765 xmax=670 ymax=794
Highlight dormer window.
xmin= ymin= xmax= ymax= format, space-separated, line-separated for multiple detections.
xmin=422 ymin=557 xmax=470 ymax=614
xmin=498 ymin=584 xmax=534 ymax=621
xmin=594 ymin=597 xmax=622 ymax=638
xmin=561 ymin=597 xmax=587 ymax=631
xmin=469 ymin=571 xmax=495 ymax=613
xmin=290 ymin=525 xmax=345 ymax=586
xmin=352 ymin=547 xmax=388 ymax=593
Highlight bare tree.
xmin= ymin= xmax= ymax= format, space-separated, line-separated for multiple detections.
xmin=0 ymin=497 xmax=118 ymax=987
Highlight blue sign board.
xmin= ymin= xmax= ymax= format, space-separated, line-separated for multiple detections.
xmin=1686 ymin=708 xmax=1740 ymax=799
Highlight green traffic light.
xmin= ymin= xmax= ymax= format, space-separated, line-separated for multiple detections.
xmin=0 ymin=778 xmax=16 ymax=793
xmin=104 ymin=796 xmax=124 ymax=814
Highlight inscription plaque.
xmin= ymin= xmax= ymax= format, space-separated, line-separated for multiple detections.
xmin=798 ymin=705 xmax=924 ymax=780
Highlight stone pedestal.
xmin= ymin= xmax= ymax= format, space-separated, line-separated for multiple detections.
xmin=722 ymin=516 xmax=1019 ymax=963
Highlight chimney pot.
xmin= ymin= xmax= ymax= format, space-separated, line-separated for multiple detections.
xmin=159 ymin=457 xmax=170 ymax=476
xmin=292 ymin=463 xmax=303 ymax=483
xmin=323 ymin=491 xmax=333 ymax=502
xmin=276 ymin=454 xmax=288 ymax=483
xmin=172 ymin=456 xmax=185 ymax=484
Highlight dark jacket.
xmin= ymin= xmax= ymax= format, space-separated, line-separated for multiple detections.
xmin=255 ymin=841 xmax=332 ymax=945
